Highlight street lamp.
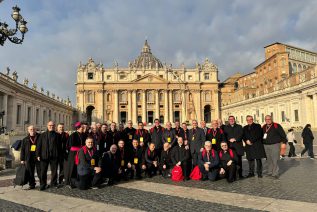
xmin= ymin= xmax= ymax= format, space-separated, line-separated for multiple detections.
xmin=0 ymin=5 xmax=28 ymax=46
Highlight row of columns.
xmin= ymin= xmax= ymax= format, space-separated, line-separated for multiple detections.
xmin=110 ymin=89 xmax=189 ymax=124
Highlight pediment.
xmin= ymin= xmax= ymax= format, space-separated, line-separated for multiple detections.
xmin=131 ymin=74 xmax=167 ymax=83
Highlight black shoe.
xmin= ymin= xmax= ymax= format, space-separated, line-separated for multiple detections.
xmin=40 ymin=185 xmax=47 ymax=191
xmin=239 ymin=175 xmax=245 ymax=179
xmin=258 ymin=174 xmax=263 ymax=178
xmin=28 ymin=185 xmax=35 ymax=190
xmin=246 ymin=173 xmax=255 ymax=178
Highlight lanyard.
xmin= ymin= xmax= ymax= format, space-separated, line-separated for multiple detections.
xmin=139 ymin=129 xmax=143 ymax=137
xmin=265 ymin=124 xmax=272 ymax=133
xmin=87 ymin=148 xmax=94 ymax=158
xmin=212 ymin=129 xmax=217 ymax=137
xmin=30 ymin=136 xmax=36 ymax=144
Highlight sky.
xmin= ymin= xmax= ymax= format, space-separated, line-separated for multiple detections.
xmin=1 ymin=0 xmax=317 ymax=104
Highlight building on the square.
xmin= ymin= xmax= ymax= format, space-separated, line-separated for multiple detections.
xmin=0 ymin=70 xmax=76 ymax=134
xmin=76 ymin=40 xmax=220 ymax=125
xmin=220 ymin=42 xmax=317 ymax=129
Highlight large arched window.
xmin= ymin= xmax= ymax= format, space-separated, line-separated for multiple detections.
xmin=147 ymin=91 xmax=154 ymax=102
xmin=159 ymin=92 xmax=164 ymax=102
xmin=107 ymin=93 xmax=111 ymax=101
xmin=293 ymin=63 xmax=297 ymax=73
xmin=298 ymin=64 xmax=302 ymax=72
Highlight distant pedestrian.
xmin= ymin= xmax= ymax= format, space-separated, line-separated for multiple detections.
xmin=287 ymin=129 xmax=297 ymax=157
xmin=301 ymin=124 xmax=315 ymax=159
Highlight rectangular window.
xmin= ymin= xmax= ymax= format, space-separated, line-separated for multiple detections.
xmin=107 ymin=75 xmax=112 ymax=80
xmin=188 ymin=75 xmax=193 ymax=80
xmin=204 ymin=73 xmax=210 ymax=80
xmin=16 ymin=105 xmax=21 ymax=125
xmin=294 ymin=110 xmax=299 ymax=122
xmin=281 ymin=111 xmax=286 ymax=122
xmin=159 ymin=75 xmax=163 ymax=78
xmin=36 ymin=109 xmax=39 ymax=125
xmin=137 ymin=75 xmax=141 ymax=79
xmin=27 ymin=107 xmax=32 ymax=124
xmin=48 ymin=110 xmax=51 ymax=120
xmin=43 ymin=110 xmax=46 ymax=125
xmin=241 ymin=116 xmax=243 ymax=124
xmin=261 ymin=113 xmax=264 ymax=123
xmin=87 ymin=72 xmax=94 ymax=80
xmin=270 ymin=112 xmax=274 ymax=121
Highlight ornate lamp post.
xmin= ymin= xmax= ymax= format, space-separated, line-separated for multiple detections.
xmin=0 ymin=5 xmax=28 ymax=46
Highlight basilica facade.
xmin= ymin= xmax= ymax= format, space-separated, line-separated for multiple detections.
xmin=76 ymin=40 xmax=220 ymax=125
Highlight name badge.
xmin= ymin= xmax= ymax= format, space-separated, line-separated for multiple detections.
xmin=97 ymin=145 xmax=99 ymax=151
xmin=140 ymin=137 xmax=144 ymax=142
xmin=30 ymin=145 xmax=36 ymax=152
xmin=263 ymin=133 xmax=267 ymax=139
xmin=121 ymin=160 xmax=125 ymax=166
xmin=192 ymin=136 xmax=195 ymax=141
xmin=129 ymin=134 xmax=133 ymax=140
xmin=212 ymin=138 xmax=216 ymax=145
xmin=167 ymin=137 xmax=171 ymax=143
xmin=91 ymin=159 xmax=95 ymax=166
xmin=104 ymin=143 xmax=107 ymax=148
xmin=134 ymin=158 xmax=138 ymax=164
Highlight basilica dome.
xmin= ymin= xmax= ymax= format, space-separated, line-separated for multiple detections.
xmin=130 ymin=40 xmax=163 ymax=69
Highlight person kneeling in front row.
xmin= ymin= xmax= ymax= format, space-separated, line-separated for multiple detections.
xmin=198 ymin=141 xmax=219 ymax=181
xmin=218 ymin=141 xmax=238 ymax=183
xmin=77 ymin=136 xmax=103 ymax=190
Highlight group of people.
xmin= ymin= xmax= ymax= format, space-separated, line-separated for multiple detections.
xmin=19 ymin=114 xmax=313 ymax=190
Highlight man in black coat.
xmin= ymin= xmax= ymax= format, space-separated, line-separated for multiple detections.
xmin=198 ymin=141 xmax=219 ymax=181
xmin=36 ymin=121 xmax=61 ymax=190
xmin=149 ymin=119 xmax=164 ymax=160
xmin=130 ymin=139 xmax=146 ymax=179
xmin=160 ymin=143 xmax=173 ymax=178
xmin=123 ymin=120 xmax=136 ymax=150
xmin=218 ymin=141 xmax=238 ymax=183
xmin=134 ymin=122 xmax=151 ymax=149
xmin=200 ymin=120 xmax=209 ymax=136
xmin=182 ymin=122 xmax=190 ymax=144
xmin=144 ymin=143 xmax=159 ymax=177
xmin=223 ymin=116 xmax=244 ymax=178
xmin=56 ymin=123 xmax=69 ymax=184
xmin=188 ymin=120 xmax=205 ymax=166
xmin=116 ymin=140 xmax=131 ymax=180
xmin=206 ymin=120 xmax=225 ymax=151
xmin=20 ymin=125 xmax=41 ymax=189
xmin=174 ymin=120 xmax=185 ymax=141
xmin=162 ymin=122 xmax=177 ymax=147
xmin=243 ymin=116 xmax=266 ymax=178
xmin=101 ymin=144 xmax=119 ymax=185
xmin=171 ymin=137 xmax=191 ymax=180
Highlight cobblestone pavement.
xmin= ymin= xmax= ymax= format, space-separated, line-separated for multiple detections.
xmin=143 ymin=158 xmax=317 ymax=203
xmin=0 ymin=199 xmax=44 ymax=212
xmin=45 ymin=186 xmax=263 ymax=212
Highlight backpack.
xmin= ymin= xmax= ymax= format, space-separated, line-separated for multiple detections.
xmin=14 ymin=164 xmax=29 ymax=187
xmin=171 ymin=165 xmax=184 ymax=182
xmin=219 ymin=149 xmax=234 ymax=159
xmin=189 ymin=165 xmax=202 ymax=180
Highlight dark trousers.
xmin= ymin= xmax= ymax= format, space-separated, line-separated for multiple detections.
xmin=26 ymin=158 xmax=41 ymax=187
xmin=78 ymin=172 xmax=103 ymax=190
xmin=58 ymin=158 xmax=64 ymax=184
xmin=191 ymin=152 xmax=199 ymax=167
xmin=237 ymin=155 xmax=243 ymax=177
xmin=248 ymin=159 xmax=262 ymax=176
xmin=131 ymin=164 xmax=142 ymax=178
xmin=40 ymin=158 xmax=58 ymax=187
xmin=199 ymin=166 xmax=218 ymax=181
xmin=160 ymin=164 xmax=172 ymax=178
xmin=301 ymin=142 xmax=314 ymax=158
xmin=146 ymin=163 xmax=158 ymax=177
xmin=288 ymin=143 xmax=296 ymax=157
xmin=219 ymin=164 xmax=236 ymax=182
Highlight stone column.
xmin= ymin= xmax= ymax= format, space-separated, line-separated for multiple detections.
xmin=213 ymin=89 xmax=220 ymax=119
xmin=313 ymin=94 xmax=317 ymax=128
xmin=164 ymin=90 xmax=169 ymax=124
xmin=103 ymin=91 xmax=107 ymax=122
xmin=2 ymin=94 xmax=8 ymax=129
xmin=155 ymin=90 xmax=160 ymax=119
xmin=113 ymin=90 xmax=119 ymax=123
xmin=97 ymin=89 xmax=104 ymax=122
xmin=142 ymin=90 xmax=147 ymax=123
xmin=169 ymin=90 xmax=173 ymax=123
xmin=196 ymin=90 xmax=202 ymax=122
xmin=128 ymin=90 xmax=132 ymax=121
xmin=181 ymin=91 xmax=186 ymax=122
xmin=132 ymin=90 xmax=137 ymax=124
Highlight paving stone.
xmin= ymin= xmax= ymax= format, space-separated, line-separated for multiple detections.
xmin=0 ymin=199 xmax=44 ymax=212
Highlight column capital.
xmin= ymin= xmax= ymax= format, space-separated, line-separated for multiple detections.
xmin=97 ymin=89 xmax=103 ymax=93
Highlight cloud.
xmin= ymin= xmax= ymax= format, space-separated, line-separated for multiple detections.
xmin=1 ymin=0 xmax=317 ymax=104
